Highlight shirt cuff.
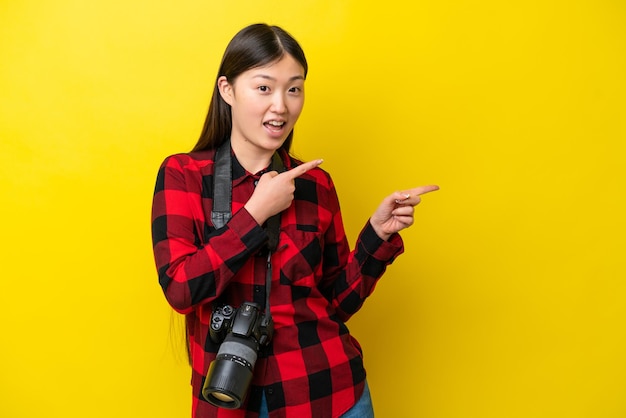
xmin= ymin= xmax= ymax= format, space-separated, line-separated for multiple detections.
xmin=360 ymin=221 xmax=404 ymax=260
xmin=227 ymin=208 xmax=268 ymax=251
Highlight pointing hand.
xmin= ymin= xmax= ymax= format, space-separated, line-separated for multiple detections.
xmin=244 ymin=159 xmax=324 ymax=224
xmin=370 ymin=185 xmax=440 ymax=240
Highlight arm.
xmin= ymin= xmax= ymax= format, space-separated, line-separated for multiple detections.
xmin=319 ymin=181 xmax=439 ymax=322
xmin=151 ymin=155 xmax=324 ymax=314
xmin=318 ymin=180 xmax=405 ymax=322
xmin=151 ymin=155 xmax=268 ymax=314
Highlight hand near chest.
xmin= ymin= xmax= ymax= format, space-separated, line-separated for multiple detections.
xmin=244 ymin=159 xmax=324 ymax=225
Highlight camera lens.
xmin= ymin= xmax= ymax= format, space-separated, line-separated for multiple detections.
xmin=211 ymin=392 xmax=235 ymax=403
xmin=202 ymin=334 xmax=258 ymax=409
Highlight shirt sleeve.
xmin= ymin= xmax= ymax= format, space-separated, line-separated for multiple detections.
xmin=151 ymin=155 xmax=268 ymax=314
xmin=318 ymin=177 xmax=404 ymax=322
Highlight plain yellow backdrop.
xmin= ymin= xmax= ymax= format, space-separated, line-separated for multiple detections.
xmin=1 ymin=1 xmax=625 ymax=417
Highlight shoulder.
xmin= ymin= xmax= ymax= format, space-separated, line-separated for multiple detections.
xmin=155 ymin=151 xmax=216 ymax=195
xmin=159 ymin=150 xmax=216 ymax=174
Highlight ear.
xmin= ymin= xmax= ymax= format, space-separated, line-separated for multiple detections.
xmin=217 ymin=76 xmax=234 ymax=106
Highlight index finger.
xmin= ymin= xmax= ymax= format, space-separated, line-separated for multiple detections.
xmin=281 ymin=159 xmax=324 ymax=180
xmin=402 ymin=185 xmax=440 ymax=197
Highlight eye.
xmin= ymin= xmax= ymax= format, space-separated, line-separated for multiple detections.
xmin=258 ymin=86 xmax=269 ymax=92
xmin=288 ymin=86 xmax=302 ymax=94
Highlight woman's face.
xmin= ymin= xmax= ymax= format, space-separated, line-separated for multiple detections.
xmin=219 ymin=54 xmax=305 ymax=155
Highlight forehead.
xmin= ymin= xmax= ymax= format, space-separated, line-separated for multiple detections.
xmin=243 ymin=54 xmax=305 ymax=80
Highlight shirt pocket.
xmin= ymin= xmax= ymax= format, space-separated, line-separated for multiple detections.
xmin=278 ymin=224 xmax=323 ymax=286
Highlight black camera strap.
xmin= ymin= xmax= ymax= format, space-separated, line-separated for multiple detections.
xmin=211 ymin=139 xmax=284 ymax=316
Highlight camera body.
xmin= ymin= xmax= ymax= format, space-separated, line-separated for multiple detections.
xmin=209 ymin=302 xmax=274 ymax=347
xmin=202 ymin=302 xmax=274 ymax=409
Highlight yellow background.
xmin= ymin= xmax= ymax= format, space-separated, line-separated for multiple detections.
xmin=1 ymin=1 xmax=625 ymax=417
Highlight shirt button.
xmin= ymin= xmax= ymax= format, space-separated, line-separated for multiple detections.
xmin=267 ymin=388 xmax=274 ymax=395
xmin=254 ymin=286 xmax=261 ymax=293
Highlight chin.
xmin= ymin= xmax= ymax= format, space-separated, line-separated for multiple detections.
xmin=260 ymin=135 xmax=289 ymax=150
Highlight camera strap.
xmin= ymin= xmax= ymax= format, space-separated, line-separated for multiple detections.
xmin=211 ymin=139 xmax=284 ymax=314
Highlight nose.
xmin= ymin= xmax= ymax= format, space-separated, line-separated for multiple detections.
xmin=270 ymin=93 xmax=287 ymax=114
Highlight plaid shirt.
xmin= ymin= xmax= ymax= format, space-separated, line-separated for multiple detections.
xmin=151 ymin=148 xmax=404 ymax=418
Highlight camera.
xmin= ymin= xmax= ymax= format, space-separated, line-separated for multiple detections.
xmin=202 ymin=302 xmax=274 ymax=409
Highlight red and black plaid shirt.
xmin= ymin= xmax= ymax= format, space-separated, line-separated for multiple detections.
xmin=151 ymin=148 xmax=404 ymax=418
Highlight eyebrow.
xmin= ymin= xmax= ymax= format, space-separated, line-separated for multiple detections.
xmin=252 ymin=74 xmax=305 ymax=82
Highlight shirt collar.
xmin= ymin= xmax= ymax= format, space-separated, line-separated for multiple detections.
xmin=231 ymin=152 xmax=273 ymax=187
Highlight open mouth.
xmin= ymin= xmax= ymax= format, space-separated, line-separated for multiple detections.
xmin=264 ymin=120 xmax=285 ymax=132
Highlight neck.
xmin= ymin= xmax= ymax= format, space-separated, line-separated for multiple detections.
xmin=230 ymin=139 xmax=276 ymax=174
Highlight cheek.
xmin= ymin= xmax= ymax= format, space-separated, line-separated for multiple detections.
xmin=234 ymin=96 xmax=265 ymax=119
xmin=289 ymin=98 xmax=305 ymax=118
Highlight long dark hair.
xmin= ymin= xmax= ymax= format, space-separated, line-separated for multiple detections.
xmin=192 ymin=24 xmax=308 ymax=153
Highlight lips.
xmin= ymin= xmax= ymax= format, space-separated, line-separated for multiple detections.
xmin=264 ymin=120 xmax=285 ymax=132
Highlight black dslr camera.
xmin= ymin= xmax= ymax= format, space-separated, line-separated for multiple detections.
xmin=202 ymin=302 xmax=274 ymax=409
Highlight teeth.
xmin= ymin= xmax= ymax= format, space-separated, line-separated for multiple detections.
xmin=267 ymin=121 xmax=284 ymax=126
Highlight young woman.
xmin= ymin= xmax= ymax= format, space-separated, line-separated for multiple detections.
xmin=151 ymin=23 xmax=438 ymax=418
